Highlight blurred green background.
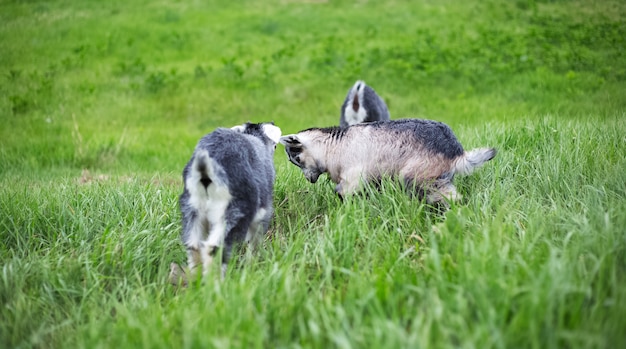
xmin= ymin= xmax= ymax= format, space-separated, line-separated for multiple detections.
xmin=2 ymin=0 xmax=624 ymax=176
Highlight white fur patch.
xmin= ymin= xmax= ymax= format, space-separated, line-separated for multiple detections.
xmin=344 ymin=83 xmax=368 ymax=126
xmin=204 ymin=184 xmax=232 ymax=248
xmin=253 ymin=208 xmax=268 ymax=226
xmin=454 ymin=148 xmax=497 ymax=175
xmin=344 ymin=106 xmax=368 ymax=126
xmin=245 ymin=207 xmax=268 ymax=242
xmin=231 ymin=124 xmax=246 ymax=133
xmin=185 ymin=153 xmax=233 ymax=250
xmin=184 ymin=217 xmax=206 ymax=251
xmin=262 ymin=124 xmax=282 ymax=144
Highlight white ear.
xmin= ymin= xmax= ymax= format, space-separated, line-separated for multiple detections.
xmin=279 ymin=134 xmax=307 ymax=148
xmin=231 ymin=124 xmax=246 ymax=133
xmin=262 ymin=124 xmax=282 ymax=144
xmin=279 ymin=134 xmax=297 ymax=146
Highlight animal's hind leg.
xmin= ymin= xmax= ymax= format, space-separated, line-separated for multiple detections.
xmin=170 ymin=207 xmax=205 ymax=286
xmin=220 ymin=244 xmax=233 ymax=279
xmin=221 ymin=204 xmax=254 ymax=278
xmin=246 ymin=207 xmax=271 ymax=247
xmin=201 ymin=199 xmax=235 ymax=279
xmin=242 ymin=208 xmax=271 ymax=263
xmin=200 ymin=243 xmax=218 ymax=278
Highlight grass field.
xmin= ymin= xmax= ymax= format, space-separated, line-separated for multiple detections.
xmin=1 ymin=0 xmax=625 ymax=348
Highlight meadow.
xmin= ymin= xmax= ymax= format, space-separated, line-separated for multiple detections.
xmin=1 ymin=0 xmax=625 ymax=348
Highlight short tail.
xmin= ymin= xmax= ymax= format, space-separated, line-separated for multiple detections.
xmin=350 ymin=80 xmax=365 ymax=113
xmin=193 ymin=150 xmax=213 ymax=190
xmin=340 ymin=81 xmax=368 ymax=127
xmin=453 ymin=148 xmax=497 ymax=175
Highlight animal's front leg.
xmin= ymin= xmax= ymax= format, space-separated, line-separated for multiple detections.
xmin=335 ymin=169 xmax=363 ymax=197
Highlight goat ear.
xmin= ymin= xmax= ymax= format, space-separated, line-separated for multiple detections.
xmin=279 ymin=135 xmax=302 ymax=148
xmin=262 ymin=124 xmax=282 ymax=144
xmin=231 ymin=124 xmax=246 ymax=133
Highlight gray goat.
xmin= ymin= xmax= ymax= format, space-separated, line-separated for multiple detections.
xmin=340 ymin=80 xmax=390 ymax=128
xmin=280 ymin=119 xmax=496 ymax=204
xmin=170 ymin=122 xmax=281 ymax=285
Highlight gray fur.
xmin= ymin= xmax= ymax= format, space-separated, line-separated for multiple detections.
xmin=280 ymin=118 xmax=496 ymax=204
xmin=340 ymin=80 xmax=390 ymax=128
xmin=173 ymin=122 xmax=281 ymax=284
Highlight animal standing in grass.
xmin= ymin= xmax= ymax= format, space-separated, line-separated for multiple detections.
xmin=280 ymin=118 xmax=496 ymax=204
xmin=340 ymin=80 xmax=390 ymax=128
xmin=170 ymin=122 xmax=282 ymax=285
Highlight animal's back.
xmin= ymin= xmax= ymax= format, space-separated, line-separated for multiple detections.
xmin=194 ymin=128 xmax=274 ymax=204
xmin=347 ymin=119 xmax=464 ymax=159
xmin=361 ymin=86 xmax=390 ymax=123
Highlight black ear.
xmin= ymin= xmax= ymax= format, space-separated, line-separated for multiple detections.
xmin=279 ymin=135 xmax=303 ymax=148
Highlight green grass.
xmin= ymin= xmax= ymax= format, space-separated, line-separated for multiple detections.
xmin=1 ymin=0 xmax=625 ymax=348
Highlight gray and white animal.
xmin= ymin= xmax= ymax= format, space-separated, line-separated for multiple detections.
xmin=340 ymin=80 xmax=390 ymax=128
xmin=280 ymin=119 xmax=496 ymax=204
xmin=170 ymin=122 xmax=282 ymax=285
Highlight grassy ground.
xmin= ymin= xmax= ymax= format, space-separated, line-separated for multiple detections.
xmin=1 ymin=0 xmax=625 ymax=348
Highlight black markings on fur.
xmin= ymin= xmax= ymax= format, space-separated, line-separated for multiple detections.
xmin=285 ymin=147 xmax=303 ymax=168
xmin=238 ymin=122 xmax=276 ymax=146
xmin=208 ymin=246 xmax=218 ymax=257
xmin=196 ymin=156 xmax=212 ymax=190
xmin=302 ymin=119 xmax=464 ymax=158
xmin=340 ymin=81 xmax=390 ymax=128
xmin=179 ymin=122 xmax=278 ymax=278
xmin=303 ymin=126 xmax=347 ymax=141
xmin=352 ymin=87 xmax=360 ymax=112
xmin=485 ymin=148 xmax=497 ymax=161
xmin=467 ymin=148 xmax=497 ymax=169
xmin=368 ymin=119 xmax=465 ymax=159
xmin=282 ymin=136 xmax=301 ymax=147
xmin=200 ymin=176 xmax=212 ymax=190
xmin=314 ymin=159 xmax=326 ymax=174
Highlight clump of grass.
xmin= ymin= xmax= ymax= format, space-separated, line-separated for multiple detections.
xmin=1 ymin=117 xmax=625 ymax=348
